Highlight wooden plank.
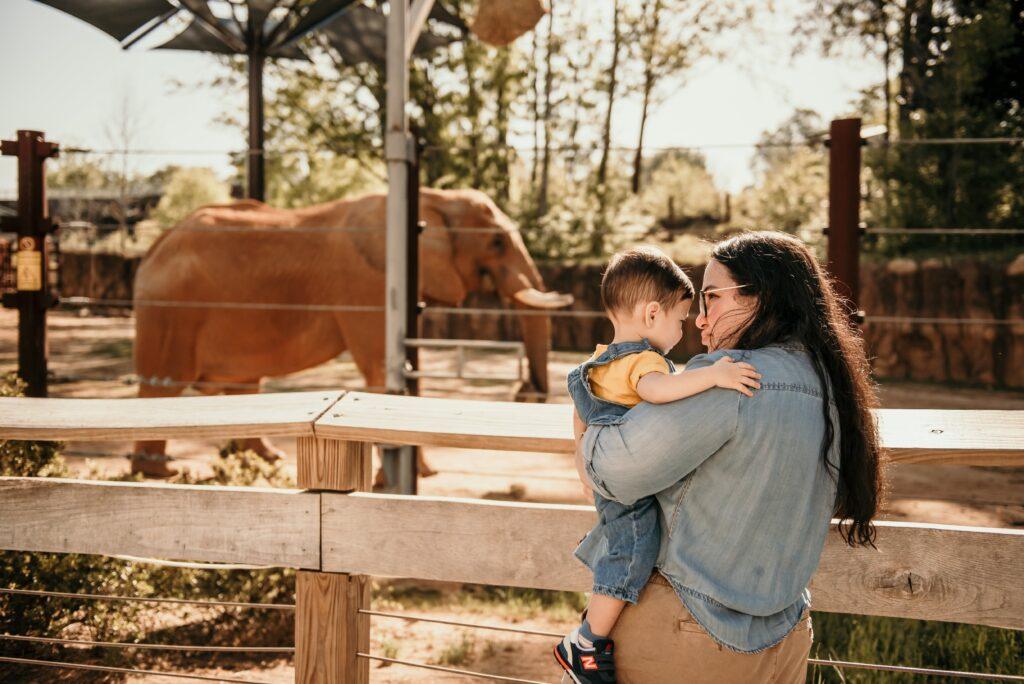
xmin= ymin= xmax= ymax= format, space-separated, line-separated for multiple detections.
xmin=321 ymin=493 xmax=1024 ymax=630
xmin=0 ymin=391 xmax=344 ymax=441
xmin=314 ymin=394 xmax=1024 ymax=466
xmin=296 ymin=437 xmax=371 ymax=492
xmin=295 ymin=571 xmax=370 ymax=684
xmin=314 ymin=392 xmax=574 ymax=452
xmin=876 ymin=409 xmax=1024 ymax=466
xmin=0 ymin=478 xmax=319 ymax=568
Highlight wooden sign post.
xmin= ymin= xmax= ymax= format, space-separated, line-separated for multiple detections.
xmin=2 ymin=130 xmax=59 ymax=397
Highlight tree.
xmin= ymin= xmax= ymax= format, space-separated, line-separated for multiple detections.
xmin=150 ymin=168 xmax=231 ymax=227
xmin=802 ymin=0 xmax=1024 ymax=254
xmin=627 ymin=0 xmax=748 ymax=194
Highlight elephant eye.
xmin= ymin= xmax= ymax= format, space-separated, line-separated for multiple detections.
xmin=490 ymin=235 xmax=506 ymax=253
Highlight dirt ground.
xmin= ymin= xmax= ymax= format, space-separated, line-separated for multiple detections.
xmin=3 ymin=308 xmax=1023 ymax=683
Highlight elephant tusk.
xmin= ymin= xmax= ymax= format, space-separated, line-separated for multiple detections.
xmin=512 ymin=287 xmax=574 ymax=309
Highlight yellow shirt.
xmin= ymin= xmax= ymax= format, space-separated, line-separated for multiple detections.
xmin=586 ymin=345 xmax=671 ymax=407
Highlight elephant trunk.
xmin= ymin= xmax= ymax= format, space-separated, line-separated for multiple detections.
xmin=515 ymin=306 xmax=552 ymax=395
xmin=493 ymin=260 xmax=572 ymax=397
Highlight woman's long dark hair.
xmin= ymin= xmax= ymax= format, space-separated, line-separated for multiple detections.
xmin=712 ymin=231 xmax=883 ymax=546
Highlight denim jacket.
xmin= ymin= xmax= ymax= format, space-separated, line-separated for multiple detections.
xmin=566 ymin=339 xmax=677 ymax=427
xmin=577 ymin=344 xmax=839 ymax=653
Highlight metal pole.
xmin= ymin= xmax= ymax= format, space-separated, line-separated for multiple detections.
xmin=827 ymin=118 xmax=863 ymax=323
xmin=382 ymin=0 xmax=415 ymax=494
xmin=4 ymin=131 xmax=57 ymax=397
xmin=406 ymin=143 xmax=421 ymax=397
xmin=403 ymin=143 xmax=422 ymax=495
xmin=247 ymin=50 xmax=265 ymax=202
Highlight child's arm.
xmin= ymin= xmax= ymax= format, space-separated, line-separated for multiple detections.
xmin=637 ymin=355 xmax=761 ymax=403
xmin=572 ymin=408 xmax=594 ymax=499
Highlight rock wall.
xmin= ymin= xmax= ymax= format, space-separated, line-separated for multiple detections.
xmin=56 ymin=251 xmax=1024 ymax=388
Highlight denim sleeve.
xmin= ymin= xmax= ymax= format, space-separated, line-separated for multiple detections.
xmin=581 ymin=352 xmax=741 ymax=505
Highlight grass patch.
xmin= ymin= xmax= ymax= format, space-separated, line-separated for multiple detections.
xmin=437 ymin=634 xmax=476 ymax=666
xmin=375 ymin=581 xmax=586 ymax=623
xmin=810 ymin=613 xmax=1023 ymax=682
xmin=91 ymin=338 xmax=133 ymax=359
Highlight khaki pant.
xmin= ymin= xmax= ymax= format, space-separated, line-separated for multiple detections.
xmin=604 ymin=573 xmax=812 ymax=684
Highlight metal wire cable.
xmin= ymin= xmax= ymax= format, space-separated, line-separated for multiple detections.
xmin=422 ymin=306 xmax=606 ymax=319
xmin=55 ymin=223 xmax=517 ymax=235
xmin=882 ymin=137 xmax=1024 ymax=146
xmin=865 ymin=316 xmax=1023 ymax=326
xmin=57 ymin=296 xmax=384 ymax=313
xmin=428 ymin=469 xmax=577 ymax=483
xmin=54 ymin=297 xmax=596 ymax=319
xmin=1 ymin=634 xmax=293 ymax=654
xmin=864 ymin=227 xmax=1024 ymax=236
xmin=109 ymin=555 xmax=275 ymax=571
xmin=359 ymin=609 xmax=563 ymax=638
xmin=0 ymin=588 xmax=295 ymax=611
xmin=0 ymin=656 xmax=278 ymax=683
xmin=808 ymin=657 xmax=1024 ymax=681
xmin=422 ymin=141 xmax=822 ymax=154
xmin=356 ymin=653 xmax=551 ymax=683
xmin=45 ymin=371 xmax=384 ymax=393
xmin=62 ymin=146 xmax=376 ymax=157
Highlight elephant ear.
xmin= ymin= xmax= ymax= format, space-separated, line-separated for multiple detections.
xmin=419 ymin=205 xmax=468 ymax=305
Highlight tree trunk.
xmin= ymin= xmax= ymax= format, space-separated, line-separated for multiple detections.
xmin=632 ymin=74 xmax=653 ymax=194
xmin=632 ymin=0 xmax=661 ymax=195
xmin=593 ymin=0 xmax=622 ymax=256
xmin=530 ymin=31 xmax=541 ymax=189
xmin=596 ymin=0 xmax=621 ymax=189
xmin=494 ymin=49 xmax=512 ymax=205
xmin=538 ymin=0 xmax=556 ymax=217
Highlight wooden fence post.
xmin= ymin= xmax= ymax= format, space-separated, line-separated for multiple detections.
xmin=827 ymin=118 xmax=863 ymax=324
xmin=295 ymin=436 xmax=371 ymax=683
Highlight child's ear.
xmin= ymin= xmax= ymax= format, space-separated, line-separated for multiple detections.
xmin=644 ymin=301 xmax=660 ymax=326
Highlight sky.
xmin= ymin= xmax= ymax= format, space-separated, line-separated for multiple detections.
xmin=0 ymin=0 xmax=879 ymax=195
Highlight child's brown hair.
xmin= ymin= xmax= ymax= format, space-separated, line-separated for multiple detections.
xmin=601 ymin=246 xmax=694 ymax=315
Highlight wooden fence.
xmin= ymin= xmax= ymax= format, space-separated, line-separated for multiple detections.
xmin=1 ymin=391 xmax=1023 ymax=682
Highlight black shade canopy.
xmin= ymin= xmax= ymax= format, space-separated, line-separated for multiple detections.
xmin=34 ymin=0 xmax=463 ymax=63
xmin=35 ymin=0 xmax=175 ymax=42
xmin=34 ymin=0 xmax=466 ymax=200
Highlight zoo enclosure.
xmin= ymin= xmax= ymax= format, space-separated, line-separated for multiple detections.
xmin=1 ymin=391 xmax=1023 ymax=682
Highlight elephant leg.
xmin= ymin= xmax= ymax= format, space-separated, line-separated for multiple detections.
xmin=201 ymin=378 xmax=286 ymax=464
xmin=131 ymin=380 xmax=184 ymax=478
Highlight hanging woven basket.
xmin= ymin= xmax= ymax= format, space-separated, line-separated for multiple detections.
xmin=470 ymin=0 xmax=548 ymax=47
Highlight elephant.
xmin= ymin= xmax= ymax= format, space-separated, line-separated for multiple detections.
xmin=130 ymin=187 xmax=573 ymax=477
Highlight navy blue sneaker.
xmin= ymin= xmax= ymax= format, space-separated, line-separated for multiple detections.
xmin=553 ymin=628 xmax=616 ymax=683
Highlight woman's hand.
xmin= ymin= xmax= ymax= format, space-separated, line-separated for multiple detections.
xmin=572 ymin=409 xmax=595 ymax=501
xmin=711 ymin=356 xmax=762 ymax=397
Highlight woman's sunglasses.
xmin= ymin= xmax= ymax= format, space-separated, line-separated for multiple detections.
xmin=698 ymin=284 xmax=749 ymax=318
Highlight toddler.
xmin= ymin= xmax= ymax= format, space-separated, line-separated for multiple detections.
xmin=554 ymin=246 xmax=760 ymax=683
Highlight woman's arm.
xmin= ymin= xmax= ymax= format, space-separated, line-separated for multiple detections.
xmin=581 ymin=354 xmax=742 ymax=505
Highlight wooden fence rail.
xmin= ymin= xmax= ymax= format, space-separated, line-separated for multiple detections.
xmin=2 ymin=390 xmax=1023 ymax=682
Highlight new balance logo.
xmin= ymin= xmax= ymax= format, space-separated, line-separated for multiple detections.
xmin=580 ymin=654 xmax=599 ymax=671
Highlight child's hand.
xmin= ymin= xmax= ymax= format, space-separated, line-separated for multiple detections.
xmin=711 ymin=355 xmax=761 ymax=397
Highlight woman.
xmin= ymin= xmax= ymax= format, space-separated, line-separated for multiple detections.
xmin=575 ymin=231 xmax=884 ymax=683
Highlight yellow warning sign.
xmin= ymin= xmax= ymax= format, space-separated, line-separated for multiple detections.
xmin=16 ymin=249 xmax=42 ymax=291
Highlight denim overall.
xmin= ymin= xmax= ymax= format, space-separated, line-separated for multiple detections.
xmin=567 ymin=339 xmax=676 ymax=604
